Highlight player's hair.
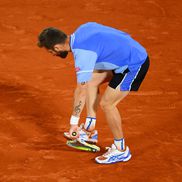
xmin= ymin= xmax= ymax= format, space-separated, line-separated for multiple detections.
xmin=37 ymin=27 xmax=67 ymax=49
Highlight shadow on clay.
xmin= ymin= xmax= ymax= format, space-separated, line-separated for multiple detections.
xmin=0 ymin=78 xmax=69 ymax=151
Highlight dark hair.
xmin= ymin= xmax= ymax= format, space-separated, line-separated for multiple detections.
xmin=37 ymin=27 xmax=67 ymax=49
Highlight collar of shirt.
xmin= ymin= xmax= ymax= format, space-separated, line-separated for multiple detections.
xmin=70 ymin=33 xmax=75 ymax=51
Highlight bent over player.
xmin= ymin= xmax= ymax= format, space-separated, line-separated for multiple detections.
xmin=37 ymin=22 xmax=150 ymax=164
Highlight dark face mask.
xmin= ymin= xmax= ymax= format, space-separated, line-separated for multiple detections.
xmin=56 ymin=51 xmax=68 ymax=59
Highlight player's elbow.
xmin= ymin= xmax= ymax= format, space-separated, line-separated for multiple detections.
xmin=75 ymin=82 xmax=87 ymax=96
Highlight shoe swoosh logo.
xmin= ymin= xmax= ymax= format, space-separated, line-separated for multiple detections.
xmin=108 ymin=152 xmax=129 ymax=162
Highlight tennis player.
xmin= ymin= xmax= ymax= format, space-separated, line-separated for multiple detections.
xmin=37 ymin=22 xmax=149 ymax=164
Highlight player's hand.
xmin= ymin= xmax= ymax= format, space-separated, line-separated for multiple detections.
xmin=69 ymin=124 xmax=79 ymax=139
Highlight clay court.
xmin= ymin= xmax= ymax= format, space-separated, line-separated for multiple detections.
xmin=0 ymin=0 xmax=181 ymax=181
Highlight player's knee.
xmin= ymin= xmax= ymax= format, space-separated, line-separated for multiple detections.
xmin=100 ymin=98 xmax=113 ymax=111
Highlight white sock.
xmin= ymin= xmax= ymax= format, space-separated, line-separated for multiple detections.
xmin=114 ymin=138 xmax=125 ymax=150
xmin=84 ymin=117 xmax=96 ymax=131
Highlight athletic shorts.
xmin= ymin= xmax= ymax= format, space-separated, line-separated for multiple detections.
xmin=109 ymin=56 xmax=150 ymax=91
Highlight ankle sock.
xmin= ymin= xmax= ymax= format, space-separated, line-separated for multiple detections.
xmin=114 ymin=138 xmax=125 ymax=150
xmin=84 ymin=117 xmax=96 ymax=131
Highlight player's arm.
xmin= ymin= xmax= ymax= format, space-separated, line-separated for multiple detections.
xmin=72 ymin=82 xmax=88 ymax=117
xmin=69 ymin=82 xmax=88 ymax=138
xmin=69 ymin=49 xmax=97 ymax=138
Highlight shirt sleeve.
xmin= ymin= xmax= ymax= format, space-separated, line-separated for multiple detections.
xmin=73 ymin=49 xmax=98 ymax=83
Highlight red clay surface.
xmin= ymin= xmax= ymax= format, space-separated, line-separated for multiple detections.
xmin=0 ymin=0 xmax=181 ymax=181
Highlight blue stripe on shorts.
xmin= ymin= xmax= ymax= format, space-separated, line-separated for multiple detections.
xmin=120 ymin=66 xmax=141 ymax=91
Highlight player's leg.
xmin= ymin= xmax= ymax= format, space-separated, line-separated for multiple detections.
xmin=100 ymin=87 xmax=129 ymax=148
xmin=95 ymin=87 xmax=131 ymax=163
xmin=95 ymin=57 xmax=150 ymax=164
xmin=84 ymin=70 xmax=113 ymax=131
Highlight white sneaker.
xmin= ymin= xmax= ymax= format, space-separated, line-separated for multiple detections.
xmin=95 ymin=144 xmax=131 ymax=164
xmin=64 ymin=123 xmax=98 ymax=144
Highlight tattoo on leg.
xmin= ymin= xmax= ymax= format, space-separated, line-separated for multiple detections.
xmin=74 ymin=101 xmax=82 ymax=116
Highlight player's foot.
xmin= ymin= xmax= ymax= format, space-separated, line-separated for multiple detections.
xmin=95 ymin=144 xmax=131 ymax=164
xmin=64 ymin=123 xmax=98 ymax=144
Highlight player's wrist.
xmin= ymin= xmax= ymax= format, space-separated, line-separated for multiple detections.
xmin=70 ymin=115 xmax=80 ymax=125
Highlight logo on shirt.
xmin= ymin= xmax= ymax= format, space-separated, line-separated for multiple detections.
xmin=75 ymin=67 xmax=81 ymax=72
